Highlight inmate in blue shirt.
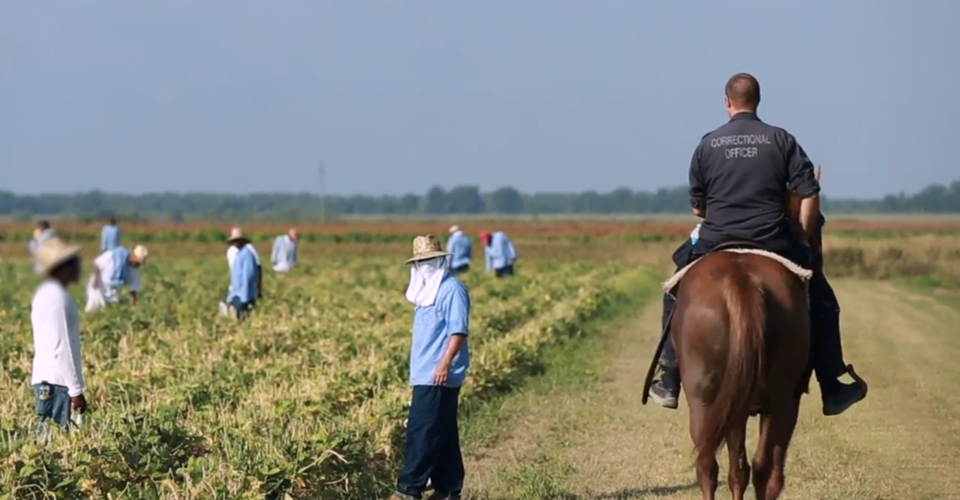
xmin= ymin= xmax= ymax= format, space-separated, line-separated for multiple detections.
xmin=409 ymin=275 xmax=471 ymax=387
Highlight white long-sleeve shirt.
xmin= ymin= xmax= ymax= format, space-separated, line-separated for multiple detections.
xmin=31 ymin=280 xmax=84 ymax=396
xmin=226 ymin=244 xmax=260 ymax=269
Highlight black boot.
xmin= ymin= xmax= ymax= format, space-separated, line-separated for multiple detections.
xmin=649 ymin=293 xmax=681 ymax=409
xmin=808 ymin=269 xmax=868 ymax=416
xmin=650 ymin=365 xmax=680 ymax=409
xmin=820 ymin=366 xmax=868 ymax=416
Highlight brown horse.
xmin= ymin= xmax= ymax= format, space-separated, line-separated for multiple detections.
xmin=671 ymin=247 xmax=812 ymax=500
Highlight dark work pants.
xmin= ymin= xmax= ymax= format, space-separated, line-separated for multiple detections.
xmin=494 ymin=264 xmax=514 ymax=278
xmin=450 ymin=264 xmax=470 ymax=275
xmin=659 ymin=236 xmax=846 ymax=381
xmin=229 ymin=296 xmax=255 ymax=321
xmin=396 ymin=386 xmax=464 ymax=498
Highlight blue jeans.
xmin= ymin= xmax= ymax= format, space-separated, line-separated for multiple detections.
xmin=396 ymin=386 xmax=464 ymax=498
xmin=34 ymin=382 xmax=71 ymax=430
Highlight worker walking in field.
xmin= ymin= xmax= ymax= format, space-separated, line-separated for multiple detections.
xmin=100 ymin=217 xmax=120 ymax=251
xmin=270 ymin=228 xmax=298 ymax=273
xmin=28 ymin=220 xmax=57 ymax=275
xmin=480 ymin=230 xmax=516 ymax=278
xmin=392 ymin=235 xmax=471 ymax=500
xmin=224 ymin=229 xmax=259 ymax=321
xmin=445 ymin=225 xmax=471 ymax=275
xmin=85 ymin=244 xmax=149 ymax=313
xmin=30 ymin=238 xmax=87 ymax=435
xmin=226 ymin=227 xmax=262 ymax=299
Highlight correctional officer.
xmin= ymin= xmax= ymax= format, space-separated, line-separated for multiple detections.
xmin=648 ymin=73 xmax=867 ymax=417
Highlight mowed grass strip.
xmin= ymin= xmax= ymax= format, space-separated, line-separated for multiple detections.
xmin=465 ymin=279 xmax=960 ymax=500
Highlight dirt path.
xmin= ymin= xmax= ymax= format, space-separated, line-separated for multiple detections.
xmin=464 ymin=279 xmax=960 ymax=500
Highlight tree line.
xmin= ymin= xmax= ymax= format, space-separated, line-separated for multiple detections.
xmin=2 ymin=181 xmax=960 ymax=221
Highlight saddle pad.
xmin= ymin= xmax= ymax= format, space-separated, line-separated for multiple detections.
xmin=662 ymin=248 xmax=813 ymax=296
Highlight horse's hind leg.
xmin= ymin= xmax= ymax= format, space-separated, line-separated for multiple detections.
xmin=726 ymin=416 xmax=750 ymax=500
xmin=752 ymin=399 xmax=800 ymax=500
xmin=688 ymin=402 xmax=719 ymax=499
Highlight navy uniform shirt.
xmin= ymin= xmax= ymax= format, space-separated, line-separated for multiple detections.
xmin=689 ymin=112 xmax=821 ymax=244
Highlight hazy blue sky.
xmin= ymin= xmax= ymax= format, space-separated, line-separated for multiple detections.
xmin=2 ymin=0 xmax=958 ymax=197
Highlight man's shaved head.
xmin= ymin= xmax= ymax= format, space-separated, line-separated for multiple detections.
xmin=724 ymin=73 xmax=761 ymax=109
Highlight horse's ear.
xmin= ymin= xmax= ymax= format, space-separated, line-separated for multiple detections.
xmin=814 ymin=164 xmax=821 ymax=182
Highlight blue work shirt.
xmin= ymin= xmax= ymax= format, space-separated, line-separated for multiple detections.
xmin=227 ymin=246 xmax=259 ymax=304
xmin=484 ymin=231 xmax=516 ymax=272
xmin=409 ymin=275 xmax=471 ymax=387
xmin=101 ymin=224 xmax=120 ymax=251
xmin=271 ymin=235 xmax=298 ymax=269
xmin=446 ymin=232 xmax=472 ymax=269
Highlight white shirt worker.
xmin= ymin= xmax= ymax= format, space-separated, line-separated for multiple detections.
xmin=32 ymin=280 xmax=84 ymax=397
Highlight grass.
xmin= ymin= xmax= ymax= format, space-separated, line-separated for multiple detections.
xmin=461 ymin=277 xmax=960 ymax=500
xmin=0 ymin=246 xmax=655 ymax=499
xmin=3 ymin=232 xmax=960 ymax=499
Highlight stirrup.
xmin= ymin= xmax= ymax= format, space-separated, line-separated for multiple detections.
xmin=846 ymin=364 xmax=868 ymax=395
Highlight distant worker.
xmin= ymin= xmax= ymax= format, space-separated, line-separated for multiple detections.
xmin=271 ymin=228 xmax=299 ymax=273
xmin=28 ymin=220 xmax=57 ymax=274
xmin=100 ymin=217 xmax=121 ymax=251
xmin=226 ymin=227 xmax=262 ymax=299
xmin=446 ymin=225 xmax=472 ymax=275
xmin=31 ymin=238 xmax=87 ymax=433
xmin=225 ymin=229 xmax=259 ymax=321
xmin=481 ymin=230 xmax=516 ymax=278
xmin=392 ymin=235 xmax=470 ymax=500
xmin=85 ymin=244 xmax=149 ymax=313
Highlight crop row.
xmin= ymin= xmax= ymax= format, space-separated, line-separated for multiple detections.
xmin=0 ymin=258 xmax=634 ymax=499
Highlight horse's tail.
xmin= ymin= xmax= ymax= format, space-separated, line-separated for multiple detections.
xmin=700 ymin=267 xmax=766 ymax=456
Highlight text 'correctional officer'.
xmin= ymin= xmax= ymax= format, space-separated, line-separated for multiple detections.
xmin=709 ymin=134 xmax=772 ymax=159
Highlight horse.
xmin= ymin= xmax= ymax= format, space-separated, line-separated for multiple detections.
xmin=670 ymin=245 xmax=812 ymax=500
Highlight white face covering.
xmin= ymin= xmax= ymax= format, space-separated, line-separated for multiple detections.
xmin=405 ymin=256 xmax=449 ymax=306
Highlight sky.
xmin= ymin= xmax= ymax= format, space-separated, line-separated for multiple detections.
xmin=2 ymin=0 xmax=958 ymax=198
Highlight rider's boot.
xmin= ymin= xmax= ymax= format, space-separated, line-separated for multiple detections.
xmin=649 ymin=293 xmax=681 ymax=409
xmin=650 ymin=361 xmax=680 ymax=409
xmin=809 ymin=271 xmax=868 ymax=416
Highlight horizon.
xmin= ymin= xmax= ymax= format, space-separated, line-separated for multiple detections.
xmin=2 ymin=179 xmax=956 ymax=201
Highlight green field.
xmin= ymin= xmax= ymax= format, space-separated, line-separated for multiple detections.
xmin=1 ymin=232 xmax=959 ymax=499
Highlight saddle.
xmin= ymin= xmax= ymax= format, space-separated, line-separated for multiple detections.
xmin=709 ymin=239 xmax=766 ymax=253
xmin=641 ymin=239 xmax=813 ymax=407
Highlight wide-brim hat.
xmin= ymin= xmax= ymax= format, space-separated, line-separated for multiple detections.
xmin=404 ymin=234 xmax=449 ymax=264
xmin=36 ymin=238 xmax=81 ymax=275
xmin=227 ymin=228 xmax=248 ymax=243
xmin=449 ymin=225 xmax=460 ymax=234
xmin=132 ymin=244 xmax=149 ymax=263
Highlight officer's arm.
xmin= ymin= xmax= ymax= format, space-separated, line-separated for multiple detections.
xmin=688 ymin=142 xmax=707 ymax=218
xmin=783 ymin=134 xmax=821 ymax=241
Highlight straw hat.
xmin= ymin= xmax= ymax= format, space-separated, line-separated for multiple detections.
xmin=132 ymin=245 xmax=149 ymax=263
xmin=404 ymin=235 xmax=449 ymax=264
xmin=228 ymin=227 xmax=248 ymax=243
xmin=449 ymin=225 xmax=460 ymax=234
xmin=35 ymin=238 xmax=81 ymax=275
